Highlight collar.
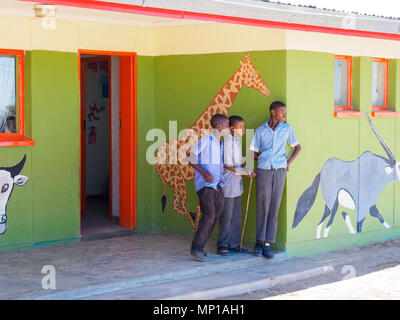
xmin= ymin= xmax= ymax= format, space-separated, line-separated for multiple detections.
xmin=265 ymin=119 xmax=282 ymax=132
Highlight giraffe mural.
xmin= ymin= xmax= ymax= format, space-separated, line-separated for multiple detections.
xmin=155 ymin=53 xmax=270 ymax=230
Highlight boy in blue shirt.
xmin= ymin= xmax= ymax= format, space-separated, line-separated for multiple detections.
xmin=189 ymin=114 xmax=230 ymax=262
xmin=250 ymin=101 xmax=301 ymax=259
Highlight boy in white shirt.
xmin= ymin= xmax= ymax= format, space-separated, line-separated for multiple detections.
xmin=217 ymin=116 xmax=255 ymax=255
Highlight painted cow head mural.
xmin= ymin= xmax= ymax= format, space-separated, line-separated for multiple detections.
xmin=0 ymin=155 xmax=28 ymax=235
xmin=292 ymin=113 xmax=398 ymax=239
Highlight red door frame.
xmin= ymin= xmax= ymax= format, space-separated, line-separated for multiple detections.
xmin=79 ymin=50 xmax=137 ymax=232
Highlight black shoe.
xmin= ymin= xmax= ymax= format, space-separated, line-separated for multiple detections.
xmin=262 ymin=245 xmax=274 ymax=259
xmin=253 ymin=243 xmax=263 ymax=256
xmin=190 ymin=249 xmax=206 ymax=262
xmin=203 ymin=251 xmax=208 ymax=257
xmin=229 ymin=246 xmax=249 ymax=253
xmin=217 ymin=248 xmax=230 ymax=255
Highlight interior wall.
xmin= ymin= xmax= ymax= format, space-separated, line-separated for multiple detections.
xmin=85 ymin=59 xmax=110 ymax=196
xmin=111 ymin=56 xmax=120 ymax=217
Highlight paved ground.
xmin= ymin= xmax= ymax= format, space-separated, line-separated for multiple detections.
xmin=222 ymin=239 xmax=400 ymax=300
xmin=2 ymin=232 xmax=400 ymax=300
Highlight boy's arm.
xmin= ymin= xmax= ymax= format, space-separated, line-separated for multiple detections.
xmin=286 ymin=144 xmax=301 ymax=172
xmin=188 ymin=152 xmax=214 ymax=183
xmin=224 ymin=165 xmax=255 ymax=177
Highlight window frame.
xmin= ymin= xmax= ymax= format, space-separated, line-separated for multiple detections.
xmin=334 ymin=55 xmax=352 ymax=111
xmin=0 ymin=49 xmax=33 ymax=146
xmin=333 ymin=55 xmax=362 ymax=118
xmin=371 ymin=57 xmax=388 ymax=111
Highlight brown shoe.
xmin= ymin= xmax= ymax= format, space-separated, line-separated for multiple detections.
xmin=190 ymin=249 xmax=206 ymax=262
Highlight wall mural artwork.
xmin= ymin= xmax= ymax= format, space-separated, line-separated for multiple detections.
xmin=292 ymin=113 xmax=398 ymax=239
xmin=0 ymin=155 xmax=29 ymax=236
xmin=155 ymin=53 xmax=270 ymax=230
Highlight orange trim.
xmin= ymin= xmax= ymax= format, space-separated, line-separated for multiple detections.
xmin=118 ymin=53 xmax=137 ymax=229
xmin=0 ymin=49 xmax=33 ymax=146
xmin=334 ymin=55 xmax=352 ymax=110
xmin=334 ymin=110 xmax=363 ymax=118
xmin=371 ymin=110 xmax=398 ymax=118
xmin=17 ymin=0 xmax=400 ymax=42
xmin=0 ymin=137 xmax=34 ymax=147
xmin=372 ymin=58 xmax=389 ymax=111
xmin=78 ymin=49 xmax=137 ymax=230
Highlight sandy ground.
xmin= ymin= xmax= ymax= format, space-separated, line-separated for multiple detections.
xmin=222 ymin=239 xmax=400 ymax=300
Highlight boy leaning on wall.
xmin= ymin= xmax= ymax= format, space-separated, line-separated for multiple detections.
xmin=250 ymin=101 xmax=301 ymax=259
xmin=217 ymin=115 xmax=256 ymax=255
xmin=188 ymin=114 xmax=230 ymax=262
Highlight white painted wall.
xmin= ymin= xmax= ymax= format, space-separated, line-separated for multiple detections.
xmin=111 ymin=56 xmax=120 ymax=217
xmin=85 ymin=61 xmax=110 ymax=196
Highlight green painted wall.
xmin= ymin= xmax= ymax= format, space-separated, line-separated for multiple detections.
xmin=151 ymin=51 xmax=287 ymax=248
xmin=30 ymin=51 xmax=80 ymax=243
xmin=285 ymin=51 xmax=400 ymax=257
xmin=0 ymin=50 xmax=80 ymax=251
xmin=2 ymin=47 xmax=400 ymax=258
xmin=136 ymin=56 xmax=157 ymax=233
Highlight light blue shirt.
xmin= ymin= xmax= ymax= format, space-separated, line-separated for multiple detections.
xmin=222 ymin=132 xmax=243 ymax=198
xmin=190 ymin=133 xmax=225 ymax=192
xmin=250 ymin=120 xmax=299 ymax=170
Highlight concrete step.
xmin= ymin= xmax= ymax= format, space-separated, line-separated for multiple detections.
xmin=84 ymin=257 xmax=335 ymax=300
xmin=80 ymin=229 xmax=135 ymax=241
xmin=19 ymin=252 xmax=287 ymax=300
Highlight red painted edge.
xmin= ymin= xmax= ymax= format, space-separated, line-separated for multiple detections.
xmin=0 ymin=137 xmax=34 ymax=147
xmin=334 ymin=110 xmax=363 ymax=118
xmin=18 ymin=0 xmax=400 ymax=42
xmin=371 ymin=110 xmax=399 ymax=118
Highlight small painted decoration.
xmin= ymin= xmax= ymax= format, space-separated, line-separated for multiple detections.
xmin=88 ymin=102 xmax=100 ymax=122
xmin=292 ymin=113 xmax=397 ymax=238
xmin=155 ymin=53 xmax=270 ymax=230
xmin=0 ymin=155 xmax=29 ymax=236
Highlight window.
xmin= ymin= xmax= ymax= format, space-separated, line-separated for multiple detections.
xmin=334 ymin=55 xmax=362 ymax=118
xmin=0 ymin=49 xmax=33 ymax=146
xmin=372 ymin=58 xmax=388 ymax=110
xmin=334 ymin=55 xmax=352 ymax=110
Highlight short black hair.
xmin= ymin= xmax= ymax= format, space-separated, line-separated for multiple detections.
xmin=269 ymin=101 xmax=286 ymax=111
xmin=210 ymin=113 xmax=229 ymax=129
xmin=229 ymin=115 xmax=244 ymax=127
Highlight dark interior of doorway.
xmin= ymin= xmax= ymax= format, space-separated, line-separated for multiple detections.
xmin=80 ymin=54 xmax=128 ymax=237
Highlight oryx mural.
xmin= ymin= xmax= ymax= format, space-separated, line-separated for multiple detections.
xmin=0 ymin=155 xmax=29 ymax=235
xmin=292 ymin=113 xmax=398 ymax=239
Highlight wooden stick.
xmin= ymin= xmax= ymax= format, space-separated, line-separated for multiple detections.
xmin=240 ymin=177 xmax=253 ymax=252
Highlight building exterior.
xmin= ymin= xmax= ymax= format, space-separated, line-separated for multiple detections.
xmin=1 ymin=0 xmax=400 ymax=257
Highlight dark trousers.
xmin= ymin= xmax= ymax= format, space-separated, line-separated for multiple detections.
xmin=256 ymin=168 xmax=286 ymax=243
xmin=217 ymin=196 xmax=242 ymax=249
xmin=191 ymin=186 xmax=225 ymax=252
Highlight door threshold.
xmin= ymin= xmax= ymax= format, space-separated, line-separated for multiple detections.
xmin=80 ymin=229 xmax=135 ymax=241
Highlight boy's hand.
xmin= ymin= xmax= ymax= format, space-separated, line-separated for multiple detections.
xmin=247 ymin=171 xmax=256 ymax=178
xmin=202 ymin=171 xmax=214 ymax=183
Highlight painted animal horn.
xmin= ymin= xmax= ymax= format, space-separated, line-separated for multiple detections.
xmin=1 ymin=155 xmax=26 ymax=178
xmin=365 ymin=113 xmax=396 ymax=165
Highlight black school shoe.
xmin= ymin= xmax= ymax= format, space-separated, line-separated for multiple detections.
xmin=252 ymin=243 xmax=263 ymax=256
xmin=263 ymin=245 xmax=274 ymax=259
xmin=229 ymin=246 xmax=249 ymax=253
xmin=190 ymin=249 xmax=206 ymax=262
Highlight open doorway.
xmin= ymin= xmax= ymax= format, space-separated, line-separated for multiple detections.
xmin=79 ymin=52 xmax=137 ymax=236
